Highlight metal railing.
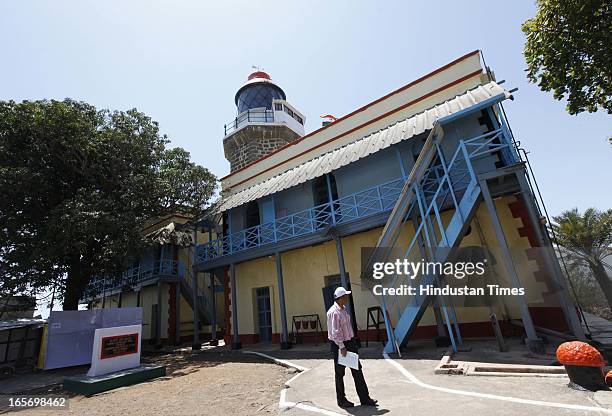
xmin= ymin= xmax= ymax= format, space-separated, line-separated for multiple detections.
xmin=366 ymin=127 xmax=517 ymax=353
xmin=224 ymin=108 xmax=275 ymax=135
xmin=83 ymin=259 xmax=186 ymax=299
xmin=197 ymin=127 xmax=514 ymax=266
xmin=196 ymin=177 xmax=406 ymax=263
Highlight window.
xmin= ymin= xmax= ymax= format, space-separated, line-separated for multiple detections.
xmin=312 ymin=174 xmax=338 ymax=205
xmin=295 ymin=115 xmax=303 ymax=125
xmin=245 ymin=201 xmax=260 ymax=229
xmin=236 ymin=84 xmax=285 ymax=114
xmin=274 ymin=103 xmax=283 ymax=111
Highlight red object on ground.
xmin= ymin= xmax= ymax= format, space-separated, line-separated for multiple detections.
xmin=556 ymin=341 xmax=606 ymax=367
xmin=606 ymin=370 xmax=612 ymax=387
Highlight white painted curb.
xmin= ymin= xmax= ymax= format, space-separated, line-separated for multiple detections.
xmin=384 ymin=353 xmax=612 ymax=414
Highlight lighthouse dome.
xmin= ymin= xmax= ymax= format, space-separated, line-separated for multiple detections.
xmin=234 ymin=71 xmax=286 ymax=114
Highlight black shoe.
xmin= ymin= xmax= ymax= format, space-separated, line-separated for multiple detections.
xmin=361 ymin=398 xmax=378 ymax=406
xmin=337 ymin=398 xmax=355 ymax=408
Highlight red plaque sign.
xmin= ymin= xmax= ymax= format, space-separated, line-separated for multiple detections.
xmin=100 ymin=333 xmax=139 ymax=359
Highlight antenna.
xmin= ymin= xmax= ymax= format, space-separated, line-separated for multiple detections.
xmin=251 ymin=65 xmax=264 ymax=72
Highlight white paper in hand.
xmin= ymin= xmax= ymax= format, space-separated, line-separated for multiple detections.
xmin=337 ymin=351 xmax=359 ymax=370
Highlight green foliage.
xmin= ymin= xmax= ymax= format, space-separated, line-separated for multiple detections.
xmin=565 ymin=263 xmax=611 ymax=320
xmin=552 ymin=208 xmax=612 ymax=258
xmin=522 ymin=0 xmax=611 ymax=114
xmin=0 ymin=99 xmax=217 ymax=308
xmin=552 ymin=208 xmax=612 ymax=311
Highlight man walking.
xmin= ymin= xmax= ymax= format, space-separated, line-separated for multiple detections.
xmin=327 ymin=286 xmax=378 ymax=408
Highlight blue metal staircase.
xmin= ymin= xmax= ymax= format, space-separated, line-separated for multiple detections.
xmin=180 ymin=272 xmax=213 ymax=325
xmin=370 ymin=118 xmax=523 ymax=354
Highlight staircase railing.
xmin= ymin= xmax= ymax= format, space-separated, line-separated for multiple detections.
xmin=83 ymin=260 xmax=186 ymax=299
xmin=369 ymin=127 xmax=516 ymax=353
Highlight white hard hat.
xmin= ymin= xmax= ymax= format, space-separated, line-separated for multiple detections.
xmin=334 ymin=286 xmax=352 ymax=299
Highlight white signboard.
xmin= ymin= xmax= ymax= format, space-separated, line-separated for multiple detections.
xmin=87 ymin=324 xmax=142 ymax=377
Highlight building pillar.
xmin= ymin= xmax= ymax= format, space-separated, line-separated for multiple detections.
xmin=479 ymin=179 xmax=543 ymax=353
xmin=175 ymin=282 xmax=181 ymax=345
xmin=514 ymin=172 xmax=586 ymax=339
xmin=192 ymin=270 xmax=201 ymax=350
xmin=275 ymin=252 xmax=291 ymax=350
xmin=395 ymin=146 xmax=407 ymax=179
xmin=155 ymin=280 xmax=162 ymax=349
xmin=210 ymin=270 xmax=219 ymax=346
xmin=230 ymin=263 xmax=241 ymax=349
xmin=191 ymin=225 xmax=201 ymax=350
xmin=332 ymin=231 xmax=358 ymax=333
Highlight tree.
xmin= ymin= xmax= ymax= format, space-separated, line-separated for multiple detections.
xmin=158 ymin=147 xmax=217 ymax=221
xmin=522 ymin=0 xmax=611 ymax=114
xmin=0 ymin=99 xmax=217 ymax=310
xmin=552 ymin=208 xmax=612 ymax=310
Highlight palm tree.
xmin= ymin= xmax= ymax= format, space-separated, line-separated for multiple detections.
xmin=552 ymin=208 xmax=612 ymax=311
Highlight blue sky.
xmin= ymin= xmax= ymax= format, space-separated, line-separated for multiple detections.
xmin=1 ymin=0 xmax=610 ymax=220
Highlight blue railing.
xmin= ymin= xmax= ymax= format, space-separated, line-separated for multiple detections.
xmin=197 ymin=127 xmax=517 ymax=265
xmin=196 ymin=177 xmax=405 ymax=263
xmin=224 ymin=108 xmax=275 ymax=135
xmin=375 ymin=128 xmax=517 ymax=353
xmin=84 ymin=260 xmax=186 ymax=298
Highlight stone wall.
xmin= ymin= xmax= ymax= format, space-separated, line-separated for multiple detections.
xmin=223 ymin=124 xmax=301 ymax=172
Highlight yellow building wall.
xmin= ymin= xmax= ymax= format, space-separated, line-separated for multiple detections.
xmin=230 ymin=195 xmax=554 ymax=338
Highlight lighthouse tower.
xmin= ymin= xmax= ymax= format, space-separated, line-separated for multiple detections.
xmin=223 ymin=71 xmax=305 ymax=172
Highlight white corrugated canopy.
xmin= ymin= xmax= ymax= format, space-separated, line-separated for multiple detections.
xmin=218 ymin=81 xmax=509 ymax=212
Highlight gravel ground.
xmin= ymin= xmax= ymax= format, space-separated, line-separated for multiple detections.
xmin=1 ymin=348 xmax=291 ymax=416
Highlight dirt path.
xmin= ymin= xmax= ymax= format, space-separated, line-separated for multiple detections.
xmin=3 ymin=349 xmax=291 ymax=416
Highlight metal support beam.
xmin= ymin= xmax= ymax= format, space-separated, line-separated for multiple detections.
xmin=395 ymin=146 xmax=407 ymax=179
xmin=514 ymin=172 xmax=586 ymax=339
xmin=208 ymin=227 xmax=219 ymax=346
xmin=230 ymin=263 xmax=241 ymax=349
xmin=175 ymin=282 xmax=181 ymax=345
xmin=155 ymin=280 xmax=162 ymax=349
xmin=192 ymin=271 xmax=201 ymax=350
xmin=275 ymin=252 xmax=291 ymax=349
xmin=333 ymin=232 xmax=358 ymax=333
xmin=191 ymin=226 xmax=201 ymax=350
xmin=479 ymin=179 xmax=543 ymax=353
xmin=325 ymin=174 xmax=337 ymax=224
xmin=432 ymin=297 xmax=448 ymax=338
xmin=413 ymin=218 xmax=446 ymax=339
xmin=210 ymin=270 xmax=219 ymax=346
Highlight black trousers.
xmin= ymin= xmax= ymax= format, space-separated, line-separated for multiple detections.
xmin=331 ymin=339 xmax=370 ymax=403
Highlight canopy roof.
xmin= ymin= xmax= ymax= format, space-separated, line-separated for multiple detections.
xmin=218 ymin=81 xmax=510 ymax=213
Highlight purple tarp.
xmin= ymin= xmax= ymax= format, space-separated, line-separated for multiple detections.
xmin=44 ymin=308 xmax=142 ymax=370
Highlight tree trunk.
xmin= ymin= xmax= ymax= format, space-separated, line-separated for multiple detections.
xmin=590 ymin=259 xmax=612 ymax=311
xmin=63 ymin=253 xmax=83 ymax=310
